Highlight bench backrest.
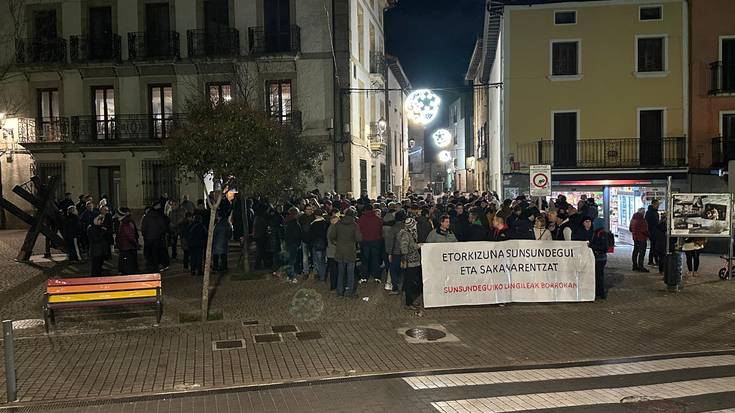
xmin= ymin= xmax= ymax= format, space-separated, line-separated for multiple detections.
xmin=48 ymin=273 xmax=161 ymax=287
xmin=47 ymin=273 xmax=161 ymax=295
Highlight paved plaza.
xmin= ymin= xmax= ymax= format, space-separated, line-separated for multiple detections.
xmin=0 ymin=230 xmax=734 ymax=410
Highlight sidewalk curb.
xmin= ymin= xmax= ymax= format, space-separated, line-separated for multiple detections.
xmin=3 ymin=348 xmax=734 ymax=411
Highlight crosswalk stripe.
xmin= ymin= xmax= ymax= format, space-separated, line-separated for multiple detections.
xmin=703 ymin=410 xmax=735 ymax=413
xmin=403 ymin=355 xmax=735 ymax=390
xmin=430 ymin=376 xmax=735 ymax=412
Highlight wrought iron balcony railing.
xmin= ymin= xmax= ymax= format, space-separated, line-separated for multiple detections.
xmin=15 ymin=38 xmax=67 ymax=64
xmin=17 ymin=118 xmax=71 ymax=143
xmin=128 ymin=31 xmax=180 ymax=60
xmin=248 ymin=25 xmax=300 ymax=55
xmin=187 ymin=28 xmax=240 ymax=58
xmin=709 ymin=61 xmax=735 ymax=95
xmin=70 ymin=34 xmax=122 ymax=62
xmin=711 ymin=136 xmax=735 ymax=166
xmin=515 ymin=137 xmax=687 ymax=170
xmin=370 ymin=52 xmax=386 ymax=75
xmin=71 ymin=114 xmax=184 ymax=142
xmin=270 ymin=111 xmax=302 ymax=132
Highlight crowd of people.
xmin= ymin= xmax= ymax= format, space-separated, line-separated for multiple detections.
xmin=50 ymin=188 xmax=620 ymax=307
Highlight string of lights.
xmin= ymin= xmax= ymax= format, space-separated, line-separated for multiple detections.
xmin=340 ymin=82 xmax=503 ymax=93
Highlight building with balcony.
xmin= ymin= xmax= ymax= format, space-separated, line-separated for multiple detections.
xmin=475 ymin=0 xmax=690 ymax=241
xmin=689 ymin=0 xmax=735 ymax=180
xmin=445 ymin=94 xmax=472 ymax=192
xmin=0 ymin=0 xmax=406 ymax=226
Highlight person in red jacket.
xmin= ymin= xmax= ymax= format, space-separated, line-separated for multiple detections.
xmin=629 ymin=208 xmax=650 ymax=272
xmin=357 ymin=204 xmax=384 ymax=284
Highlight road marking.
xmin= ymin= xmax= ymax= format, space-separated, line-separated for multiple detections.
xmin=430 ymin=376 xmax=735 ymax=412
xmin=404 ymin=355 xmax=735 ymax=389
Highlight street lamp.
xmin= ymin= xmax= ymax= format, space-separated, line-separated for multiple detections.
xmin=432 ymin=128 xmax=451 ymax=148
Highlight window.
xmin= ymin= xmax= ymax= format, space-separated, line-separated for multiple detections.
xmin=37 ymin=89 xmax=59 ymax=141
xmin=208 ymin=82 xmax=232 ymax=104
xmin=92 ymin=86 xmax=115 ymax=140
xmin=554 ymin=11 xmax=576 ymax=25
xmin=34 ymin=162 xmax=65 ymax=201
xmin=640 ymin=5 xmax=662 ymax=21
xmin=637 ymin=36 xmax=665 ymax=73
xmin=380 ymin=163 xmax=387 ymax=195
xmin=722 ymin=113 xmax=735 ymax=139
xmin=142 ymin=160 xmax=179 ymax=206
xmin=359 ymin=159 xmax=368 ymax=194
xmin=552 ymin=111 xmax=578 ymax=167
xmin=357 ymin=5 xmax=364 ymax=63
xmin=266 ymin=80 xmax=292 ymax=124
xmin=149 ymin=84 xmax=173 ymax=139
xmin=551 ymin=41 xmax=579 ymax=76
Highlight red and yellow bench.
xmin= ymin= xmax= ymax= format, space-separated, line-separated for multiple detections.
xmin=43 ymin=273 xmax=163 ymax=332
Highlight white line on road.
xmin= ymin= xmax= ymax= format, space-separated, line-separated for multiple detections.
xmin=430 ymin=376 xmax=735 ymax=412
xmin=403 ymin=355 xmax=735 ymax=390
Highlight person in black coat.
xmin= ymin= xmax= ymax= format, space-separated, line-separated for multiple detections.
xmin=142 ymin=203 xmax=168 ymax=272
xmin=87 ymin=215 xmax=110 ymax=276
xmin=464 ymin=209 xmax=488 ymax=241
xmin=450 ymin=204 xmax=470 ymax=241
xmin=186 ymin=214 xmax=207 ymax=276
xmin=62 ymin=206 xmax=82 ymax=262
xmin=645 ymin=199 xmax=661 ymax=265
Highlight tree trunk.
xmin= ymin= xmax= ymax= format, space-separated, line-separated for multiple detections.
xmin=240 ymin=191 xmax=250 ymax=272
xmin=201 ymin=190 xmax=222 ymax=322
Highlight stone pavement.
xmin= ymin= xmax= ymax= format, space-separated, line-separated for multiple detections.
xmin=0 ymin=229 xmax=734 ymax=408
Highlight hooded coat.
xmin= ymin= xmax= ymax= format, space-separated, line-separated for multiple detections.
xmin=329 ymin=215 xmax=362 ymax=262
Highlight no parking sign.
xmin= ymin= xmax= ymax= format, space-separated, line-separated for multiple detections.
xmin=530 ymin=164 xmax=551 ymax=197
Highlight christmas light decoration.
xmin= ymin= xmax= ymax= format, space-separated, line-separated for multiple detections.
xmin=432 ymin=129 xmax=452 ymax=148
xmin=438 ymin=150 xmax=452 ymax=163
xmin=404 ymin=89 xmax=441 ymax=125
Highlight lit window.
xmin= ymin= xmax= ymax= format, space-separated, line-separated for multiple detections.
xmin=267 ymin=80 xmax=292 ymax=124
xmin=208 ymin=83 xmax=232 ymax=105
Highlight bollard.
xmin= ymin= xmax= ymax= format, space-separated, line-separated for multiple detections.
xmin=3 ymin=320 xmax=17 ymax=402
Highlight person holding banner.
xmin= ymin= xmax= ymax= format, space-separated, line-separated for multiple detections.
xmin=399 ymin=217 xmax=423 ymax=310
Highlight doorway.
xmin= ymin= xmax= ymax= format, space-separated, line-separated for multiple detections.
xmin=90 ymin=166 xmax=121 ymax=210
xmin=553 ymin=111 xmax=577 ymax=167
xmin=88 ymin=6 xmax=113 ymax=59
xmin=145 ymin=3 xmax=171 ymax=57
xmin=263 ymin=0 xmax=291 ymax=52
xmin=639 ymin=109 xmax=664 ymax=166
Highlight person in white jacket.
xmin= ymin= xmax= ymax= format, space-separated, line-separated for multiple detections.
xmin=533 ymin=216 xmax=553 ymax=240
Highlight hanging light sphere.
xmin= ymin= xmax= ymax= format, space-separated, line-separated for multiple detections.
xmin=404 ymin=89 xmax=441 ymax=125
xmin=438 ymin=150 xmax=452 ymax=163
xmin=432 ymin=129 xmax=452 ymax=148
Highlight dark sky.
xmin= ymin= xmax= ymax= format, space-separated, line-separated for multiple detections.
xmin=385 ymin=0 xmax=486 ymax=88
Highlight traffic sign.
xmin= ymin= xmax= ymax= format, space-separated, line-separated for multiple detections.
xmin=529 ymin=164 xmax=551 ymax=197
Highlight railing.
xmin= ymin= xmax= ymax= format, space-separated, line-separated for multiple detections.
xmin=71 ymin=114 xmax=184 ymax=142
xmin=15 ymin=38 xmax=67 ymax=64
xmin=187 ymin=28 xmax=240 ymax=58
xmin=711 ymin=136 xmax=735 ymax=166
xmin=17 ymin=118 xmax=70 ymax=143
xmin=270 ymin=111 xmax=302 ymax=132
xmin=70 ymin=34 xmax=122 ymax=62
xmin=248 ymin=25 xmax=300 ymax=55
xmin=128 ymin=31 xmax=180 ymax=60
xmin=515 ymin=137 xmax=687 ymax=169
xmin=709 ymin=61 xmax=735 ymax=95
xmin=370 ymin=52 xmax=385 ymax=75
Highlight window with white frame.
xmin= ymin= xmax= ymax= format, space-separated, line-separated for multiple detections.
xmin=554 ymin=10 xmax=576 ymax=25
xmin=551 ymin=41 xmax=580 ymax=76
xmin=637 ymin=36 xmax=665 ymax=72
xmin=639 ymin=5 xmax=662 ymax=21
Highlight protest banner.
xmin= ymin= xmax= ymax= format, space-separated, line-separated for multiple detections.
xmin=421 ymin=240 xmax=596 ymax=308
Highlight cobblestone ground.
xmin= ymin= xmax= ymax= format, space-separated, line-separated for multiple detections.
xmin=0 ymin=230 xmax=734 ymax=407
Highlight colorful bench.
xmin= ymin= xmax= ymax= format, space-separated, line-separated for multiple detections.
xmin=43 ymin=273 xmax=163 ymax=332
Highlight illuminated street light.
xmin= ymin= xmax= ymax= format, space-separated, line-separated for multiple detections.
xmin=404 ymin=89 xmax=440 ymax=125
xmin=438 ymin=150 xmax=452 ymax=163
xmin=432 ymin=129 xmax=451 ymax=148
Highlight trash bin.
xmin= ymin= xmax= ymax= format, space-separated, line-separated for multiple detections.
xmin=664 ymin=251 xmax=683 ymax=291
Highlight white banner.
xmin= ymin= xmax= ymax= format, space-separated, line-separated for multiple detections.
xmin=421 ymin=240 xmax=596 ymax=308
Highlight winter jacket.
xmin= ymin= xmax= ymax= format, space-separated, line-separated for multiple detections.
xmin=398 ymin=230 xmax=421 ymax=268
xmin=309 ymin=216 xmax=329 ymax=251
xmin=464 ymin=224 xmax=488 ymax=242
xmin=326 ymin=223 xmax=338 ymax=258
xmin=212 ymin=218 xmax=232 ymax=255
xmin=178 ymin=220 xmax=191 ymax=250
xmin=141 ymin=209 xmax=167 ymax=241
xmin=80 ymin=209 xmax=98 ymax=231
xmin=416 ymin=216 xmax=434 ymax=243
xmin=186 ymin=221 xmax=207 ymax=250
xmin=87 ymin=225 xmax=109 ymax=258
xmin=425 ymin=228 xmax=458 ymax=243
xmin=62 ymin=214 xmax=82 ymax=240
xmin=510 ymin=218 xmax=534 ymax=240
xmin=645 ymin=206 xmax=660 ymax=235
xmin=169 ymin=207 xmax=187 ymax=232
xmin=284 ymin=215 xmax=302 ymax=246
xmin=488 ymin=225 xmax=510 ymax=241
xmin=571 ymin=226 xmax=594 ymax=243
xmin=253 ymin=214 xmax=268 ymax=239
xmin=533 ymin=227 xmax=553 ymax=241
xmin=629 ymin=212 xmax=649 ymax=241
xmin=385 ymin=221 xmax=404 ymax=255
xmin=451 ymin=213 xmax=470 ymax=241
xmin=298 ymin=213 xmax=316 ymax=244
xmin=357 ymin=210 xmax=383 ymax=242
xmin=116 ymin=216 xmax=139 ymax=251
xmin=329 ymin=215 xmax=362 ymax=262
xmin=590 ymin=229 xmax=609 ymax=261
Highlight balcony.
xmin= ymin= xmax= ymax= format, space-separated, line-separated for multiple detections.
xmin=187 ymin=29 xmax=240 ymax=58
xmin=711 ymin=136 xmax=735 ymax=166
xmin=17 ymin=118 xmax=70 ymax=143
xmin=516 ymin=137 xmax=686 ymax=170
xmin=15 ymin=38 xmax=67 ymax=65
xmin=369 ymin=121 xmax=387 ymax=155
xmin=370 ymin=52 xmax=386 ymax=76
xmin=71 ymin=114 xmax=184 ymax=142
xmin=70 ymin=34 xmax=122 ymax=62
xmin=128 ymin=31 xmax=180 ymax=60
xmin=270 ymin=111 xmax=302 ymax=132
xmin=709 ymin=61 xmax=735 ymax=95
xmin=248 ymin=25 xmax=300 ymax=55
